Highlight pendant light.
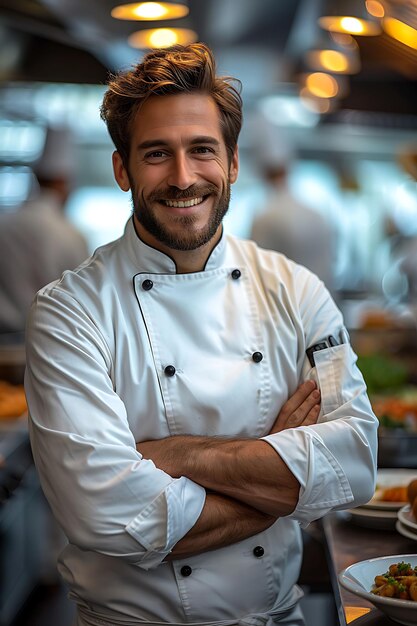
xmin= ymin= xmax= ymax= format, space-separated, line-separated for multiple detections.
xmin=382 ymin=4 xmax=417 ymax=51
xmin=128 ymin=27 xmax=197 ymax=49
xmin=111 ymin=2 xmax=189 ymax=21
xmin=318 ymin=0 xmax=381 ymax=36
xmin=305 ymin=30 xmax=361 ymax=74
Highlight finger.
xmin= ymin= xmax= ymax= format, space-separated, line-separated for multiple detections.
xmin=285 ymin=392 xmax=320 ymax=427
xmin=279 ymin=380 xmax=317 ymax=420
xmin=298 ymin=403 xmax=321 ymax=427
xmin=275 ymin=387 xmax=320 ymax=430
xmin=272 ymin=400 xmax=320 ymax=434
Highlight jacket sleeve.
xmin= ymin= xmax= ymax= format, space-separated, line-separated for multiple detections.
xmin=25 ymin=286 xmax=206 ymax=570
xmin=261 ymin=268 xmax=378 ymax=526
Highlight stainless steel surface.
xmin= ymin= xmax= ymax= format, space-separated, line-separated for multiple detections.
xmin=321 ymin=512 xmax=417 ymax=625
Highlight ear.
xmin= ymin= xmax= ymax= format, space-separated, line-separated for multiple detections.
xmin=229 ymin=146 xmax=239 ymax=184
xmin=112 ymin=151 xmax=130 ymax=192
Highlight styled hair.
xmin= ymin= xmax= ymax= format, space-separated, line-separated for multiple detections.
xmin=100 ymin=43 xmax=242 ymax=167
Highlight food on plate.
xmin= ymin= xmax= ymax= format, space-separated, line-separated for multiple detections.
xmin=408 ymin=479 xmax=417 ymax=507
xmin=371 ymin=561 xmax=417 ymax=601
xmin=413 ymin=500 xmax=417 ymax=521
xmin=413 ymin=497 xmax=417 ymax=522
xmin=356 ymin=354 xmax=417 ymax=430
xmin=376 ymin=485 xmax=408 ymax=503
xmin=0 ymin=380 xmax=27 ymax=418
xmin=371 ymin=389 xmax=417 ymax=431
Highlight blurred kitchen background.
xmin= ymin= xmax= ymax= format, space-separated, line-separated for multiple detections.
xmin=0 ymin=0 xmax=417 ymax=625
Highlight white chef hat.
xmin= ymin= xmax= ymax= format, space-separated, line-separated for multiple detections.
xmin=33 ymin=125 xmax=76 ymax=182
xmin=249 ymin=111 xmax=295 ymax=173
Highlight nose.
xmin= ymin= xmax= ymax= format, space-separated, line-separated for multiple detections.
xmin=167 ymin=153 xmax=197 ymax=190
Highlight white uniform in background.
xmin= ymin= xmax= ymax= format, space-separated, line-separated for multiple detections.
xmin=25 ymin=217 xmax=377 ymax=626
xmin=0 ymin=125 xmax=89 ymax=334
xmin=0 ymin=189 xmax=88 ymax=333
xmin=250 ymin=186 xmax=335 ymax=295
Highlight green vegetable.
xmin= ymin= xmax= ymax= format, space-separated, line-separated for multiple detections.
xmin=398 ymin=561 xmax=411 ymax=573
xmin=356 ymin=354 xmax=408 ymax=394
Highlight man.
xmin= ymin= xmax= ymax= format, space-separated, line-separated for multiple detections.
xmin=0 ymin=125 xmax=89 ymax=334
xmin=25 ymin=43 xmax=378 ymax=626
xmin=249 ymin=121 xmax=335 ymax=294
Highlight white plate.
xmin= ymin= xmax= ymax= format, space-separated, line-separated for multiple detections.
xmin=348 ymin=506 xmax=399 ymax=530
xmin=339 ymin=554 xmax=417 ymax=626
xmin=396 ymin=520 xmax=417 ymax=542
xmin=363 ymin=468 xmax=417 ymax=511
xmin=398 ymin=505 xmax=417 ymax=532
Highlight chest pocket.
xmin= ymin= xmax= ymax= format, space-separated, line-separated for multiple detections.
xmin=312 ymin=343 xmax=351 ymax=415
xmin=134 ymin=268 xmax=272 ymax=437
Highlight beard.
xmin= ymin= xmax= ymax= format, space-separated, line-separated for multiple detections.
xmin=130 ymin=180 xmax=231 ymax=251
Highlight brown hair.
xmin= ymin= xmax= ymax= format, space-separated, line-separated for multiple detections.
xmin=100 ymin=43 xmax=242 ymax=167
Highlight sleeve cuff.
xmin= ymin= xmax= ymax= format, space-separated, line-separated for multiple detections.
xmin=262 ymin=428 xmax=353 ymax=527
xmin=125 ymin=476 xmax=206 ymax=569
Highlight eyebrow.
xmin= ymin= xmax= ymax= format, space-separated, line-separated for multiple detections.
xmin=136 ymin=136 xmax=221 ymax=151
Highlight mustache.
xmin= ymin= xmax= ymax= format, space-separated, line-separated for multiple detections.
xmin=148 ymin=183 xmax=218 ymax=202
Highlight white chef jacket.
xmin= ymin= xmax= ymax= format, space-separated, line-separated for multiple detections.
xmin=0 ymin=189 xmax=88 ymax=333
xmin=25 ymin=217 xmax=378 ymax=626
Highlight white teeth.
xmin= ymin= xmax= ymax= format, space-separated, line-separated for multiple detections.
xmin=164 ymin=196 xmax=204 ymax=208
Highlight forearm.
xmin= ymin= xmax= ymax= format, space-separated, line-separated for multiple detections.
xmin=167 ymin=491 xmax=276 ymax=560
xmin=138 ymin=437 xmax=300 ymax=516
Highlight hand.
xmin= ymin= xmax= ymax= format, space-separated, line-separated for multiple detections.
xmin=269 ymin=380 xmax=320 ymax=434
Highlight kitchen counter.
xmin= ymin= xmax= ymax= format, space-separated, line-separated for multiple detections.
xmin=321 ymin=511 xmax=417 ymax=625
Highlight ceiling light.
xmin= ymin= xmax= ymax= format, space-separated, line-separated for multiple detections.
xmin=365 ymin=1 xmax=385 ymax=19
xmin=305 ymin=72 xmax=339 ymax=98
xmin=305 ymin=31 xmax=361 ymax=74
xmin=300 ymin=71 xmax=349 ymax=100
xmin=383 ymin=15 xmax=417 ymax=51
xmin=111 ymin=2 xmax=189 ymax=21
xmin=318 ymin=0 xmax=381 ymax=36
xmin=128 ymin=27 xmax=197 ymax=48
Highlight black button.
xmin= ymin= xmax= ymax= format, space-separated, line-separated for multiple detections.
xmin=142 ymin=279 xmax=153 ymax=291
xmin=252 ymin=351 xmax=263 ymax=363
xmin=180 ymin=565 xmax=192 ymax=577
xmin=231 ymin=269 xmax=241 ymax=280
xmin=164 ymin=365 xmax=176 ymax=377
xmin=253 ymin=545 xmax=264 ymax=558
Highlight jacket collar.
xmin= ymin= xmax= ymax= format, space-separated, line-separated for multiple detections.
xmin=124 ymin=216 xmax=227 ymax=274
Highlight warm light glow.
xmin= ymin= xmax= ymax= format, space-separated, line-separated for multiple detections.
xmin=383 ymin=16 xmax=417 ymax=50
xmin=306 ymin=48 xmax=360 ymax=74
xmin=320 ymin=50 xmax=348 ymax=72
xmin=366 ymin=0 xmax=385 ymax=18
xmin=305 ymin=72 xmax=339 ymax=98
xmin=111 ymin=2 xmax=189 ymax=21
xmin=318 ymin=15 xmax=381 ymax=35
xmin=345 ymin=606 xmax=371 ymax=623
xmin=134 ymin=3 xmax=167 ymax=18
xmin=341 ymin=17 xmax=365 ymax=33
xmin=128 ymin=27 xmax=198 ymax=48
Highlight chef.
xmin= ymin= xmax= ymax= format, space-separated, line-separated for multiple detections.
xmin=25 ymin=43 xmax=378 ymax=626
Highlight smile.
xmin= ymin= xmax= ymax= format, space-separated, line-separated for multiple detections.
xmin=163 ymin=196 xmax=204 ymax=208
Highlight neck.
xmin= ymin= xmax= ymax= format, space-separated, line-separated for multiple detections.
xmin=133 ymin=215 xmax=221 ymax=273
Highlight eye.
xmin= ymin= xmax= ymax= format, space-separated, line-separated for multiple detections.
xmin=192 ymin=146 xmax=215 ymax=156
xmin=145 ymin=150 xmax=168 ymax=161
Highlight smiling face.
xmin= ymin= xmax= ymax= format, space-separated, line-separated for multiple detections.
xmin=112 ymin=92 xmax=239 ymax=262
